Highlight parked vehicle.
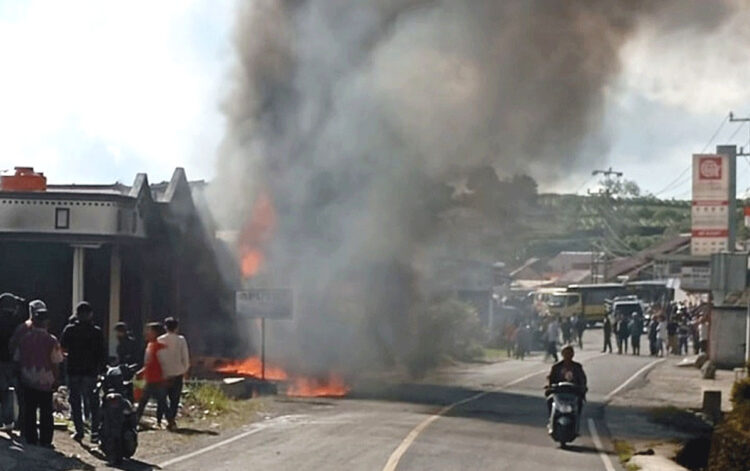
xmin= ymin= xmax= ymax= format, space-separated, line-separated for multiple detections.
xmin=608 ymin=295 xmax=647 ymax=330
xmin=96 ymin=363 xmax=139 ymax=464
xmin=547 ymin=382 xmax=585 ymax=448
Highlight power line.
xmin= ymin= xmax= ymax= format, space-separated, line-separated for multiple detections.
xmin=575 ymin=175 xmax=596 ymax=194
xmin=652 ymin=114 xmax=729 ymax=196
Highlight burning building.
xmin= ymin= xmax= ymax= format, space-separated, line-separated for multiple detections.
xmin=0 ymin=166 xmax=238 ymax=354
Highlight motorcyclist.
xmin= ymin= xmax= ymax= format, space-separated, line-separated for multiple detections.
xmin=545 ymin=345 xmax=587 ymax=413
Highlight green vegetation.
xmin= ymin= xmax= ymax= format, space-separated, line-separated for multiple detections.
xmin=406 ymin=298 xmax=485 ymax=376
xmin=183 ymin=382 xmax=231 ymax=414
xmin=613 ymin=440 xmax=640 ymax=471
xmin=708 ymin=364 xmax=750 ymax=471
xmin=482 ymin=348 xmax=511 ymax=362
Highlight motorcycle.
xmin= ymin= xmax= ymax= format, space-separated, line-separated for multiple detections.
xmin=547 ymin=382 xmax=585 ymax=448
xmin=95 ymin=363 xmax=139 ymax=464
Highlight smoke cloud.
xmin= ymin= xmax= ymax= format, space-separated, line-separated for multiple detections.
xmin=211 ymin=0 xmax=739 ymax=375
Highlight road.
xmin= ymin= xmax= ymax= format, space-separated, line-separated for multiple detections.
xmin=154 ymin=329 xmax=657 ymax=471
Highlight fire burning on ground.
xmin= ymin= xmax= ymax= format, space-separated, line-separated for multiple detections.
xmin=233 ymin=193 xmax=351 ymax=398
xmin=215 ymin=357 xmax=350 ymax=398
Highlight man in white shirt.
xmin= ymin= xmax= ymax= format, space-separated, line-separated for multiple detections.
xmin=698 ymin=317 xmax=709 ymax=354
xmin=157 ymin=317 xmax=190 ymax=430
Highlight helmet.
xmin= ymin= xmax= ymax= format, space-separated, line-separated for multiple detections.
xmin=28 ymin=299 xmax=48 ymax=320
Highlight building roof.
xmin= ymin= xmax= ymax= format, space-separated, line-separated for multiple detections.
xmin=607 ymin=235 xmax=691 ymax=281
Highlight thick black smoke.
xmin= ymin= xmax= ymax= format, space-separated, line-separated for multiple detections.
xmin=212 ymin=0 xmax=737 ymax=374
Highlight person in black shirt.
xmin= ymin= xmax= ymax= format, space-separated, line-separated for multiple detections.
xmin=602 ymin=316 xmax=613 ymax=353
xmin=545 ymin=345 xmax=587 ymax=414
xmin=114 ymin=322 xmax=140 ymax=367
xmin=61 ymin=302 xmax=105 ymax=443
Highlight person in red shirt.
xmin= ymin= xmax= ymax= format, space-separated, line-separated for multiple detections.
xmin=135 ymin=323 xmax=167 ymax=425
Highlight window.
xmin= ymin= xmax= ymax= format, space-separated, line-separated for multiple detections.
xmin=55 ymin=208 xmax=70 ymax=229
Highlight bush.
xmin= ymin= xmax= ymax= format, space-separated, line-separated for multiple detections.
xmin=730 ymin=377 xmax=750 ymax=407
xmin=708 ymin=391 xmax=750 ymax=470
xmin=708 ymin=417 xmax=750 ymax=471
xmin=406 ymin=298 xmax=486 ymax=376
xmin=183 ymin=382 xmax=231 ymax=414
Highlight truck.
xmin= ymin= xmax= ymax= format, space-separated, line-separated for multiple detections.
xmin=543 ymin=283 xmax=629 ymax=325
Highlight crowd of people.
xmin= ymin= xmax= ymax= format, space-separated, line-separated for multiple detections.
xmin=498 ymin=299 xmax=710 ymax=364
xmin=602 ymin=303 xmax=709 ymax=357
xmin=0 ymin=293 xmax=190 ymax=449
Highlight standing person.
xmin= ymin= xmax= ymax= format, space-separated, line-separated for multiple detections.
xmin=657 ymin=316 xmax=668 ymax=357
xmin=8 ymin=303 xmax=34 ymax=437
xmin=0 ymin=293 xmax=25 ymax=432
xmin=691 ymin=315 xmax=701 ymax=354
xmin=546 ymin=317 xmax=560 ymax=362
xmin=561 ymin=317 xmax=572 ymax=345
xmin=515 ymin=323 xmax=531 ymax=360
xmin=617 ymin=316 xmax=630 ymax=355
xmin=678 ymin=319 xmax=690 ymax=355
xmin=648 ymin=317 xmax=658 ymax=356
xmin=504 ymin=322 xmax=517 ymax=358
xmin=14 ymin=300 xmax=64 ymax=447
xmin=630 ymin=313 xmax=643 ymax=356
xmin=574 ymin=315 xmax=586 ymax=349
xmin=135 ymin=323 xmax=168 ymax=425
xmin=698 ymin=317 xmax=709 ymax=353
xmin=667 ymin=317 xmax=679 ymax=355
xmin=61 ymin=302 xmax=105 ymax=443
xmin=114 ymin=322 xmax=140 ymax=367
xmin=157 ymin=317 xmax=190 ymax=431
xmin=602 ymin=316 xmax=613 ymax=353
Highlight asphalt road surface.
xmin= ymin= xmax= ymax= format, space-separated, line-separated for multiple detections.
xmin=155 ymin=329 xmax=657 ymax=471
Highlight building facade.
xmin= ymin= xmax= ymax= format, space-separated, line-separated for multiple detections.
xmin=0 ymin=167 xmax=238 ymax=356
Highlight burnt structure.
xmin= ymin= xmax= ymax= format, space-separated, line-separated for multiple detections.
xmin=0 ymin=167 xmax=238 ymax=355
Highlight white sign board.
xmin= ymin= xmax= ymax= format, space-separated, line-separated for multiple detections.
xmin=236 ymin=289 xmax=293 ymax=319
xmin=692 ymin=154 xmax=729 ymax=255
xmin=680 ymin=265 xmax=711 ymax=292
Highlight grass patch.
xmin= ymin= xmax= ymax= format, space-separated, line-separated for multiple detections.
xmin=482 ymin=348 xmax=511 ymax=362
xmin=613 ymin=440 xmax=641 ymax=470
xmin=183 ymin=382 xmax=231 ymax=414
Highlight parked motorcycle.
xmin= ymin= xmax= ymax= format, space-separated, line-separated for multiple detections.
xmin=95 ymin=363 xmax=139 ymax=464
xmin=547 ymin=382 xmax=585 ymax=448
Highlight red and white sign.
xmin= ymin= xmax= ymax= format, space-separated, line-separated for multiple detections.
xmin=744 ymin=207 xmax=750 ymax=228
xmin=691 ymin=154 xmax=729 ymax=255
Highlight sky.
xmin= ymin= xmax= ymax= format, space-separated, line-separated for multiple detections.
xmin=1 ymin=1 xmax=750 ymax=198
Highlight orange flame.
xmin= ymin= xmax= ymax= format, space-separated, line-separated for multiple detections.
xmin=215 ymin=356 xmax=288 ymax=381
xmin=214 ymin=356 xmax=350 ymax=397
xmin=239 ymin=191 xmax=276 ymax=279
xmin=286 ymin=374 xmax=351 ymax=397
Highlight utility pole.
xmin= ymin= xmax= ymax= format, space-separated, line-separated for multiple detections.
xmin=721 ymin=114 xmax=750 ymax=365
xmin=592 ymin=167 xmax=624 ymax=178
xmin=591 ymin=167 xmax=624 ymax=198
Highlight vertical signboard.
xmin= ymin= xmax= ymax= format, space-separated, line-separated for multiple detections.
xmin=691 ymin=154 xmax=729 ymax=255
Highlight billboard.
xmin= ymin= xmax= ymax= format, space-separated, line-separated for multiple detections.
xmin=236 ymin=289 xmax=293 ymax=319
xmin=691 ymin=154 xmax=729 ymax=255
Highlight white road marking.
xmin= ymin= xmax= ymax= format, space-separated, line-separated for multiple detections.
xmin=587 ymin=418 xmax=616 ymax=471
xmin=382 ymin=352 xmax=607 ymax=471
xmin=604 ymin=358 xmax=664 ymax=403
xmin=158 ymin=415 xmax=303 ymax=468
